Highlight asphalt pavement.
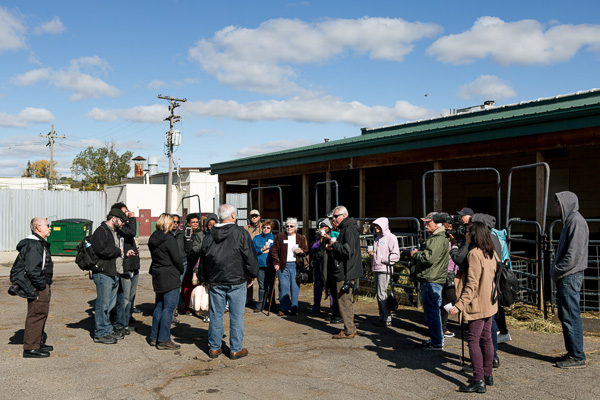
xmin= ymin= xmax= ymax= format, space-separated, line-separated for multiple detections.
xmin=0 ymin=254 xmax=599 ymax=400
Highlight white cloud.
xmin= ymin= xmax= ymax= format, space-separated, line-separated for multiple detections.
xmin=458 ymin=75 xmax=516 ymax=101
xmin=0 ymin=6 xmax=26 ymax=53
xmin=34 ymin=16 xmax=65 ymax=35
xmin=12 ymin=56 xmax=121 ymax=100
xmin=0 ymin=107 xmax=54 ymax=127
xmin=148 ymin=80 xmax=167 ymax=90
xmin=86 ymin=104 xmax=168 ymax=122
xmin=189 ymin=17 xmax=442 ymax=95
xmin=182 ymin=96 xmax=436 ymax=126
xmin=427 ymin=16 xmax=600 ymax=65
xmin=234 ymin=139 xmax=317 ymax=158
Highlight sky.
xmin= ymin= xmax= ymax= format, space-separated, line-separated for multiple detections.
xmin=1 ymin=0 xmax=600 ymax=178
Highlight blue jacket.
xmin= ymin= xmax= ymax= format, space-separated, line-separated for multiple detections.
xmin=253 ymin=232 xmax=274 ymax=267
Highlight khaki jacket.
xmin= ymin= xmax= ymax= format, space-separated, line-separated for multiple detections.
xmin=454 ymin=248 xmax=498 ymax=322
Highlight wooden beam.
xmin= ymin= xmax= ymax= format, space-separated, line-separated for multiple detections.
xmin=302 ymin=174 xmax=310 ymax=237
xmin=359 ymin=168 xmax=366 ymax=220
xmin=536 ymin=151 xmax=546 ymax=309
xmin=219 ymin=181 xmax=226 ymax=206
xmin=257 ymin=179 xmax=263 ymax=215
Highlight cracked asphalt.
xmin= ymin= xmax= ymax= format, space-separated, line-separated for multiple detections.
xmin=1 ymin=257 xmax=599 ymax=400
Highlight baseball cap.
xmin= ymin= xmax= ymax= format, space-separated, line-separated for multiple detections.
xmin=249 ymin=209 xmax=260 ymax=216
xmin=457 ymin=207 xmax=474 ymax=217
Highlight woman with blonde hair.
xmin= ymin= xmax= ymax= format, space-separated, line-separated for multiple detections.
xmin=147 ymin=213 xmax=184 ymax=350
xmin=449 ymin=221 xmax=498 ymax=393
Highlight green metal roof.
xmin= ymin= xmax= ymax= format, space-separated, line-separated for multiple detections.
xmin=210 ymin=89 xmax=600 ymax=176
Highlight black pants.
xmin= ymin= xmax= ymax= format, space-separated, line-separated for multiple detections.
xmin=440 ymin=283 xmax=457 ymax=332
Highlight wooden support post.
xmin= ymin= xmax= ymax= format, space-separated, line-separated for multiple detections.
xmin=433 ymin=161 xmax=442 ymax=212
xmin=359 ymin=168 xmax=366 ymax=220
xmin=219 ymin=181 xmax=227 ymax=207
xmin=257 ymin=179 xmax=263 ymax=215
xmin=302 ymin=174 xmax=310 ymax=237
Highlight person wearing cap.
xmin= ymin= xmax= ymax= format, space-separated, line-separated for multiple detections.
xmin=458 ymin=207 xmax=474 ymax=224
xmin=309 ymin=219 xmax=332 ymax=314
xmin=244 ymin=209 xmax=262 ymax=308
xmin=90 ymin=208 xmax=136 ymax=344
xmin=410 ymin=212 xmax=449 ymax=350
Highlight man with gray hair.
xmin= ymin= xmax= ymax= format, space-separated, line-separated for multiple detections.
xmin=328 ymin=205 xmax=363 ymax=339
xmin=9 ymin=218 xmax=54 ymax=358
xmin=200 ymin=204 xmax=259 ymax=359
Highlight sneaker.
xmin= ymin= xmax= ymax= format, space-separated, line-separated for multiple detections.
xmin=444 ymin=331 xmax=455 ymax=338
xmin=497 ymin=333 xmax=511 ymax=344
xmin=554 ymin=353 xmax=569 ymax=363
xmin=373 ymin=320 xmax=391 ymax=327
xmin=202 ymin=316 xmax=210 ymax=323
xmin=422 ymin=341 xmax=444 ymax=350
xmin=108 ymin=332 xmax=124 ymax=340
xmin=94 ymin=335 xmax=117 ymax=344
xmin=113 ymin=327 xmax=131 ymax=335
xmin=556 ymin=355 xmax=586 ymax=369
xmin=147 ymin=337 xmax=157 ymax=346
xmin=156 ymin=341 xmax=181 ymax=350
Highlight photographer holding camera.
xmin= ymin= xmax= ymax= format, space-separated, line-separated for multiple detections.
xmin=327 ymin=206 xmax=363 ymax=339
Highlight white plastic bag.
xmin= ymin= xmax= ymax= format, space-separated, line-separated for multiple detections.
xmin=191 ymin=285 xmax=209 ymax=312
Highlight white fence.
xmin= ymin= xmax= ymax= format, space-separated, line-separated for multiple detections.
xmin=0 ymin=189 xmax=106 ymax=251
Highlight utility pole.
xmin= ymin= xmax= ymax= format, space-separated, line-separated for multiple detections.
xmin=39 ymin=124 xmax=65 ymax=190
xmin=158 ymin=95 xmax=186 ymax=213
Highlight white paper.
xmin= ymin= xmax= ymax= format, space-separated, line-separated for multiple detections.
xmin=443 ymin=303 xmax=453 ymax=313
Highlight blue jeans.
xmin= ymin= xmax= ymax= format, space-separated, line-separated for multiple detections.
xmin=421 ymin=282 xmax=443 ymax=346
xmin=278 ymin=263 xmax=299 ymax=313
xmin=208 ymin=283 xmax=246 ymax=353
xmin=150 ymin=288 xmax=179 ymax=343
xmin=557 ymin=271 xmax=586 ymax=361
xmin=92 ymin=273 xmax=119 ymax=338
xmin=115 ymin=270 xmax=139 ymax=329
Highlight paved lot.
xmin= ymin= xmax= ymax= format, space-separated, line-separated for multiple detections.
xmin=1 ymin=256 xmax=599 ymax=400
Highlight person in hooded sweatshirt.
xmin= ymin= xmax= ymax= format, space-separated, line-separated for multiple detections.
xmin=199 ymin=204 xmax=259 ymax=360
xmin=148 ymin=213 xmax=185 ymax=350
xmin=368 ymin=217 xmax=400 ymax=327
xmin=551 ymin=191 xmax=589 ymax=369
xmin=10 ymin=217 xmax=53 ymax=358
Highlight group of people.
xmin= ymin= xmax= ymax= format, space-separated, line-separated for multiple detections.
xmin=9 ymin=192 xmax=590 ymax=394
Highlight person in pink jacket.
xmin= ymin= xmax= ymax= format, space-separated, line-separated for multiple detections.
xmin=368 ymin=217 xmax=400 ymax=327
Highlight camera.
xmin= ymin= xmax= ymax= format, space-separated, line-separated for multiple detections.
xmin=340 ymin=280 xmax=353 ymax=294
xmin=444 ymin=214 xmax=467 ymax=240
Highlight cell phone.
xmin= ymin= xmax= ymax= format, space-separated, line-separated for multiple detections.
xmin=185 ymin=227 xmax=192 ymax=239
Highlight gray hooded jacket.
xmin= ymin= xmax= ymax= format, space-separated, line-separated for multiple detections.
xmin=550 ymin=191 xmax=589 ymax=281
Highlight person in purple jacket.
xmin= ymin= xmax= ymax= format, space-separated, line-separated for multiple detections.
xmin=368 ymin=217 xmax=400 ymax=327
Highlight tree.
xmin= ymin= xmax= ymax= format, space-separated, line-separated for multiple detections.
xmin=22 ymin=160 xmax=58 ymax=179
xmin=70 ymin=142 xmax=133 ymax=188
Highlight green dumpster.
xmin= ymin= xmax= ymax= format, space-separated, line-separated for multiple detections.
xmin=48 ymin=219 xmax=93 ymax=256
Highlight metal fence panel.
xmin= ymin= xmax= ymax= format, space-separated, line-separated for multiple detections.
xmin=0 ymin=189 xmax=106 ymax=251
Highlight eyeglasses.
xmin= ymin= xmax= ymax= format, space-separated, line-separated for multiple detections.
xmin=173 ymin=220 xmax=180 ymax=224
xmin=262 ymin=226 xmax=271 ymax=229
xmin=285 ymin=225 xmax=295 ymax=228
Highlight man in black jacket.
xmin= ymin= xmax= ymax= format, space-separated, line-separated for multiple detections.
xmin=111 ymin=203 xmax=140 ymax=335
xmin=200 ymin=204 xmax=259 ymax=360
xmin=328 ymin=205 xmax=363 ymax=339
xmin=10 ymin=217 xmax=54 ymax=358
xmin=91 ymin=208 xmax=135 ymax=344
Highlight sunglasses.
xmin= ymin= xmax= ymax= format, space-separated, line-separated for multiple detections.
xmin=332 ymin=214 xmax=342 ymax=218
xmin=285 ymin=225 xmax=295 ymax=228
xmin=173 ymin=220 xmax=180 ymax=224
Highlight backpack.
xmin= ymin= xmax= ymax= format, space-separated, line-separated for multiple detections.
xmin=491 ymin=228 xmax=512 ymax=269
xmin=491 ymin=256 xmax=519 ymax=307
xmin=75 ymin=235 xmax=99 ymax=271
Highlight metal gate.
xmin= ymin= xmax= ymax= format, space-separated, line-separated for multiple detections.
xmin=314 ymin=180 xmax=339 ymax=222
xmin=249 ymin=186 xmax=284 ymax=232
xmin=505 ymin=162 xmax=550 ymax=317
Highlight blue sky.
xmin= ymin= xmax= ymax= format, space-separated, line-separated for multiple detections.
xmin=1 ymin=1 xmax=599 ymax=177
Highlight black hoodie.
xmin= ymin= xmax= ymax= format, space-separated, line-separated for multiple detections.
xmin=200 ymin=223 xmax=259 ymax=285
xmin=10 ymin=233 xmax=53 ymax=298
xmin=148 ymin=230 xmax=184 ymax=293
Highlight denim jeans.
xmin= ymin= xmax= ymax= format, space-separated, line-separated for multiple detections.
xmin=420 ymin=282 xmax=443 ymax=346
xmin=208 ymin=283 xmax=246 ymax=353
xmin=468 ymin=317 xmax=494 ymax=381
xmin=557 ymin=271 xmax=586 ymax=361
xmin=92 ymin=272 xmax=119 ymax=338
xmin=278 ymin=263 xmax=299 ymax=313
xmin=150 ymin=288 xmax=179 ymax=343
xmin=257 ymin=267 xmax=276 ymax=309
xmin=115 ymin=270 xmax=139 ymax=329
